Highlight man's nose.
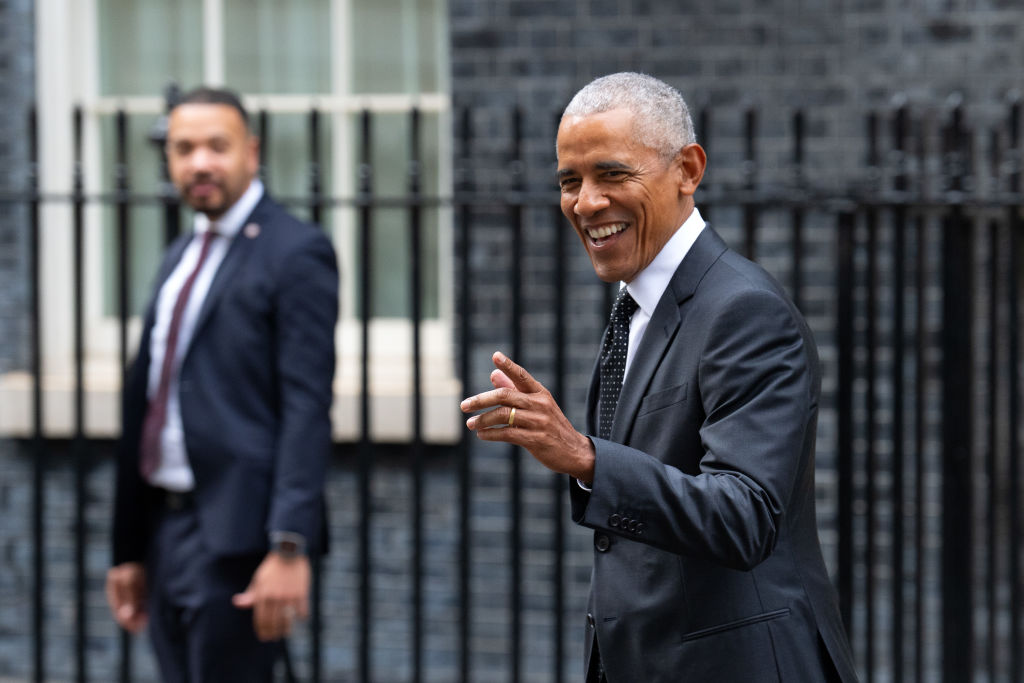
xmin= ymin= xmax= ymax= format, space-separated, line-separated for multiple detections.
xmin=575 ymin=180 xmax=609 ymax=217
xmin=188 ymin=147 xmax=216 ymax=171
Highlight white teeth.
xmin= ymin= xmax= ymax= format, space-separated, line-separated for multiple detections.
xmin=587 ymin=223 xmax=626 ymax=239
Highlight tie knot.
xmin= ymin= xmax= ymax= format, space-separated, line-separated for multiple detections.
xmin=612 ymin=288 xmax=639 ymax=323
xmin=196 ymin=227 xmax=219 ymax=254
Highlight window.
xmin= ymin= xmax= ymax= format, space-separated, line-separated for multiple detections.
xmin=0 ymin=0 xmax=460 ymax=443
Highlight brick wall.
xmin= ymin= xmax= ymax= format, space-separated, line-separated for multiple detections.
xmin=0 ymin=0 xmax=33 ymax=375
xmin=0 ymin=0 xmax=35 ymax=676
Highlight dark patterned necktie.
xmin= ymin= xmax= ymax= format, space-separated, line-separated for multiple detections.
xmin=598 ymin=288 xmax=639 ymax=440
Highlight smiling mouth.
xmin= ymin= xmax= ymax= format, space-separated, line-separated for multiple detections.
xmin=586 ymin=223 xmax=628 ymax=244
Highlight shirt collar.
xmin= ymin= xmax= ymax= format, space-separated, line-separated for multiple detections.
xmin=624 ymin=207 xmax=706 ymax=315
xmin=192 ymin=178 xmax=265 ymax=238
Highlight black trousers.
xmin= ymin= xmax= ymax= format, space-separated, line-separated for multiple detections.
xmin=146 ymin=499 xmax=280 ymax=682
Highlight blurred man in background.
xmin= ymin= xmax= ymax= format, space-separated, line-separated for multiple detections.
xmin=106 ymin=86 xmax=338 ymax=681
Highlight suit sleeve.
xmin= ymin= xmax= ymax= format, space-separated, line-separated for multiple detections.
xmin=571 ymin=288 xmax=817 ymax=571
xmin=266 ymin=229 xmax=339 ymax=548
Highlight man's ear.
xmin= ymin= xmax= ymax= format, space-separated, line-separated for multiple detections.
xmin=676 ymin=143 xmax=706 ymax=196
xmin=247 ymin=135 xmax=261 ymax=176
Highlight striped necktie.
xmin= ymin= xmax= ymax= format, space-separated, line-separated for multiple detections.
xmin=138 ymin=229 xmax=218 ymax=479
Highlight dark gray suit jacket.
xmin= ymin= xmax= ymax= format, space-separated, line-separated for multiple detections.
xmin=571 ymin=226 xmax=858 ymax=682
xmin=113 ymin=194 xmax=338 ymax=565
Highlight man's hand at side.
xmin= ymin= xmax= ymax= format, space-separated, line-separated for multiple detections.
xmin=232 ymin=552 xmax=311 ymax=642
xmin=106 ymin=562 xmax=149 ymax=633
xmin=461 ymin=351 xmax=596 ymax=484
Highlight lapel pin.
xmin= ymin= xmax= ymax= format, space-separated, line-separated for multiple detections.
xmin=244 ymin=223 xmax=261 ymax=239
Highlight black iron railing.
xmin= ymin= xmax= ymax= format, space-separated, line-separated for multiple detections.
xmin=1 ymin=97 xmax=1022 ymax=683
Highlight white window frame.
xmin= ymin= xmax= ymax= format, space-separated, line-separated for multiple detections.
xmin=0 ymin=0 xmax=461 ymax=444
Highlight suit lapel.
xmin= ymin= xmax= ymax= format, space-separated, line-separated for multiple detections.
xmin=610 ymin=226 xmax=729 ymax=444
xmin=190 ymin=197 xmax=272 ymax=342
xmin=159 ymin=236 xmax=192 ymax=284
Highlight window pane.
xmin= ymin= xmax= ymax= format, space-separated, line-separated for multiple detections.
xmin=254 ymin=111 xmax=333 ymax=215
xmin=350 ymin=111 xmax=440 ymax=319
xmin=224 ymin=0 xmax=331 ymax=94
xmin=93 ymin=0 xmax=448 ymax=322
xmin=350 ymin=0 xmax=444 ymax=94
xmin=97 ymin=0 xmax=203 ymax=96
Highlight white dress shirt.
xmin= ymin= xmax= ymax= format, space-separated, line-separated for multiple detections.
xmin=578 ymin=207 xmax=706 ymax=491
xmin=145 ymin=179 xmax=264 ymax=491
xmin=619 ymin=207 xmax=706 ymax=377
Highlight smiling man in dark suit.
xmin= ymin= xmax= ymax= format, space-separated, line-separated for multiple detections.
xmin=105 ymin=86 xmax=338 ymax=681
xmin=461 ymin=73 xmax=858 ymax=682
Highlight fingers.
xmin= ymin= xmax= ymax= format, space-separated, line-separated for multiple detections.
xmin=106 ymin=564 xmax=148 ymax=633
xmin=256 ymin=601 xmax=294 ymax=641
xmin=460 ymin=387 xmax=516 ymax=414
xmin=460 ymin=351 xmax=593 ymax=480
xmin=491 ymin=352 xmax=544 ymax=393
xmin=490 ymin=369 xmax=514 ymax=390
xmin=231 ymin=590 xmax=255 ymax=609
xmin=464 ymin=404 xmax=519 ymax=432
xmin=460 ymin=352 xmax=545 ymax=415
xmin=117 ymin=605 xmax=148 ymax=634
xmin=258 ymin=597 xmax=308 ymax=641
xmin=235 ymin=590 xmax=303 ymax=641
xmin=234 ymin=554 xmax=311 ymax=641
xmin=460 ymin=352 xmax=548 ymax=434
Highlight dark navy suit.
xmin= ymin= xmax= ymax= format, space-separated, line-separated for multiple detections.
xmin=112 ymin=194 xmax=338 ymax=679
xmin=572 ymin=226 xmax=858 ymax=682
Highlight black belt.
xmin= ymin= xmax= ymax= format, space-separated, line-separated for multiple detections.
xmin=155 ymin=488 xmax=195 ymax=511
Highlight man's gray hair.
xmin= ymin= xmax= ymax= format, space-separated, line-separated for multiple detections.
xmin=561 ymin=72 xmax=695 ymax=161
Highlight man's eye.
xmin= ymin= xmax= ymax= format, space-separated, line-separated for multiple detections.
xmin=559 ymin=178 xmax=579 ymax=189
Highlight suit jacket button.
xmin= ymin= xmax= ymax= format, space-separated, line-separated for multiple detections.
xmin=587 ymin=613 xmax=596 ymax=628
xmin=595 ymin=533 xmax=611 ymax=552
xmin=628 ymin=519 xmax=638 ymax=532
xmin=608 ymin=514 xmax=621 ymax=528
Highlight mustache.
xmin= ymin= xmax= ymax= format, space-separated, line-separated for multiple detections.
xmin=184 ymin=173 xmax=220 ymax=188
